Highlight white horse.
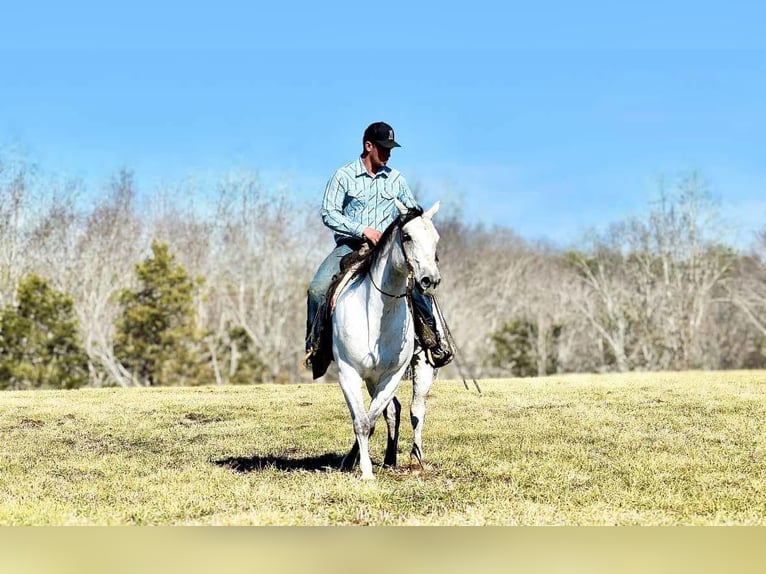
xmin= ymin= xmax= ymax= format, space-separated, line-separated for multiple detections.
xmin=332 ymin=199 xmax=441 ymax=480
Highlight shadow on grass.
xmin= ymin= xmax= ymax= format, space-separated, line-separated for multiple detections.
xmin=214 ymin=452 xmax=346 ymax=474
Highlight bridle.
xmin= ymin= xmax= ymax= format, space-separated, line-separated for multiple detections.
xmin=368 ymin=228 xmax=413 ymax=299
xmin=368 ymin=210 xmax=422 ymax=299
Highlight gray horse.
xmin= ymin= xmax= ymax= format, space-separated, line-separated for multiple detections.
xmin=332 ymin=199 xmax=441 ymax=479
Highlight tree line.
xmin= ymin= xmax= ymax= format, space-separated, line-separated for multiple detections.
xmin=1 ymin=152 xmax=765 ymax=389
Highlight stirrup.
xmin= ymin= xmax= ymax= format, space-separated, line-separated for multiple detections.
xmin=301 ymin=348 xmax=314 ymax=369
xmin=425 ymin=344 xmax=453 ymax=369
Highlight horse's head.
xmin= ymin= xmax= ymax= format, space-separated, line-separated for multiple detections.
xmin=394 ymin=199 xmax=441 ymax=295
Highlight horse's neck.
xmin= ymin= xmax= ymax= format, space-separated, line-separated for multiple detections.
xmin=369 ymin=228 xmax=408 ymax=299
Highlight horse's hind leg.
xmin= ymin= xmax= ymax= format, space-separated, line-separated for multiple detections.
xmin=340 ymin=439 xmax=360 ymax=471
xmin=410 ymin=352 xmax=435 ymax=470
xmin=383 ymin=397 xmax=401 ymax=468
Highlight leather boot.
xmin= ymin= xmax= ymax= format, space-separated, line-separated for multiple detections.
xmin=413 ymin=303 xmax=454 ymax=368
xmin=425 ymin=336 xmax=454 ymax=368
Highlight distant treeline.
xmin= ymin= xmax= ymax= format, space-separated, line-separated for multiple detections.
xmin=1 ymin=153 xmax=765 ymax=389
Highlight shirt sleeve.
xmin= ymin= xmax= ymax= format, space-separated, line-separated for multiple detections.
xmin=320 ymin=171 xmax=366 ymax=238
xmin=396 ymin=174 xmax=419 ymax=210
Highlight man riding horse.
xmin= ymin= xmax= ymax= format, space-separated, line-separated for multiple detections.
xmin=304 ymin=121 xmax=453 ymax=370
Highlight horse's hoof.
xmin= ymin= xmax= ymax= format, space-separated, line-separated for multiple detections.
xmin=361 ymin=473 xmax=375 ymax=481
xmin=409 ymin=456 xmax=426 ymax=475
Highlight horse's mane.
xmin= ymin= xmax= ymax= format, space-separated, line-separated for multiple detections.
xmin=344 ymin=206 xmax=424 ymax=282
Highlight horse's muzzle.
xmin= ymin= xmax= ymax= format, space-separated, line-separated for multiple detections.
xmin=418 ymin=276 xmax=440 ymax=293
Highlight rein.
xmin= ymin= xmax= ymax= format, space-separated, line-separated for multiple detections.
xmin=369 ymin=268 xmax=412 ymax=298
xmin=368 ymin=220 xmax=414 ymax=299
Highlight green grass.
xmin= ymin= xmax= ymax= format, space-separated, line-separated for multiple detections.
xmin=1 ymin=371 xmax=764 ymax=525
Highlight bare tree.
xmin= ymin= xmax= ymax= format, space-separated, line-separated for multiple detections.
xmin=569 ymin=174 xmax=733 ymax=371
xmin=0 ymin=151 xmax=37 ymax=307
xmin=728 ymin=230 xmax=766 ymax=338
xmin=2 ymin=151 xmax=758 ymax=384
xmin=208 ymin=173 xmax=326 ymax=381
xmin=628 ymin=175 xmax=733 ymax=369
xmin=517 ymin=247 xmax=581 ymax=376
xmin=144 ymin=172 xmax=327 ymax=383
xmin=568 ymin=233 xmax=636 ymax=372
xmin=72 ymin=170 xmax=145 ymax=386
xmin=435 ymin=217 xmax=540 ymax=377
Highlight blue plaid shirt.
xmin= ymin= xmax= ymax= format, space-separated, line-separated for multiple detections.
xmin=321 ymin=157 xmax=419 ymax=244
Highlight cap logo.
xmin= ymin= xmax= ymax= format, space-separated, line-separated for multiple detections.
xmin=388 ymin=130 xmax=394 ymax=140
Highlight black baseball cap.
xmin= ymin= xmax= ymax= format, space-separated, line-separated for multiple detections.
xmin=363 ymin=121 xmax=401 ymax=149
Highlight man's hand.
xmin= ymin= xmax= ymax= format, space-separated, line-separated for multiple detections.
xmin=362 ymin=227 xmax=382 ymax=245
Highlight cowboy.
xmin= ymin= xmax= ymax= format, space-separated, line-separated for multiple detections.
xmin=304 ymin=121 xmax=453 ymax=369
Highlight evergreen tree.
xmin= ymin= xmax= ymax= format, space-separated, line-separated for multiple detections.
xmin=0 ymin=274 xmax=89 ymax=390
xmin=115 ymin=241 xmax=204 ymax=386
xmin=489 ymin=320 xmax=561 ymax=377
xmin=489 ymin=320 xmax=536 ymax=377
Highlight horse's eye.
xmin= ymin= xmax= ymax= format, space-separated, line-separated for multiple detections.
xmin=435 ymin=252 xmax=440 ymax=263
xmin=402 ymin=233 xmax=412 ymax=242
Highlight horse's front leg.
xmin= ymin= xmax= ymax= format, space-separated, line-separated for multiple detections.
xmin=341 ymin=439 xmax=360 ymax=471
xmin=364 ymin=365 xmax=408 ymax=476
xmin=343 ymin=399 xmax=398 ymax=470
xmin=365 ymin=380 xmax=400 ymax=469
xmin=410 ymin=351 xmax=435 ymax=471
xmin=337 ymin=362 xmax=374 ymax=479
xmin=382 ymin=397 xmax=401 ymax=468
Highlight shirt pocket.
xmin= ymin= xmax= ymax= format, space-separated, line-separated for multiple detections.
xmin=344 ymin=183 xmax=366 ymax=214
xmin=378 ymin=183 xmax=396 ymax=201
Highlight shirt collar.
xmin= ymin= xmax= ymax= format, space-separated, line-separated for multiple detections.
xmin=354 ymin=156 xmax=391 ymax=179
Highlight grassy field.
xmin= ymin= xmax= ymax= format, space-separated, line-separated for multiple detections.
xmin=0 ymin=370 xmax=764 ymax=525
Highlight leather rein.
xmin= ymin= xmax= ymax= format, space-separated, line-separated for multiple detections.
xmin=368 ymin=221 xmax=414 ymax=300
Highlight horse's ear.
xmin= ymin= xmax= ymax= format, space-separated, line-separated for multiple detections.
xmin=394 ymin=198 xmax=408 ymax=215
xmin=423 ymin=201 xmax=440 ymax=220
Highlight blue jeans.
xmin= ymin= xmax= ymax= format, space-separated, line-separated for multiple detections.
xmin=306 ymin=244 xmax=354 ymax=348
xmin=306 ymin=243 xmax=437 ymax=349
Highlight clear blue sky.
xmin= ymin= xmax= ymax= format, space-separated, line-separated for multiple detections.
xmin=2 ymin=1 xmax=765 ymax=246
